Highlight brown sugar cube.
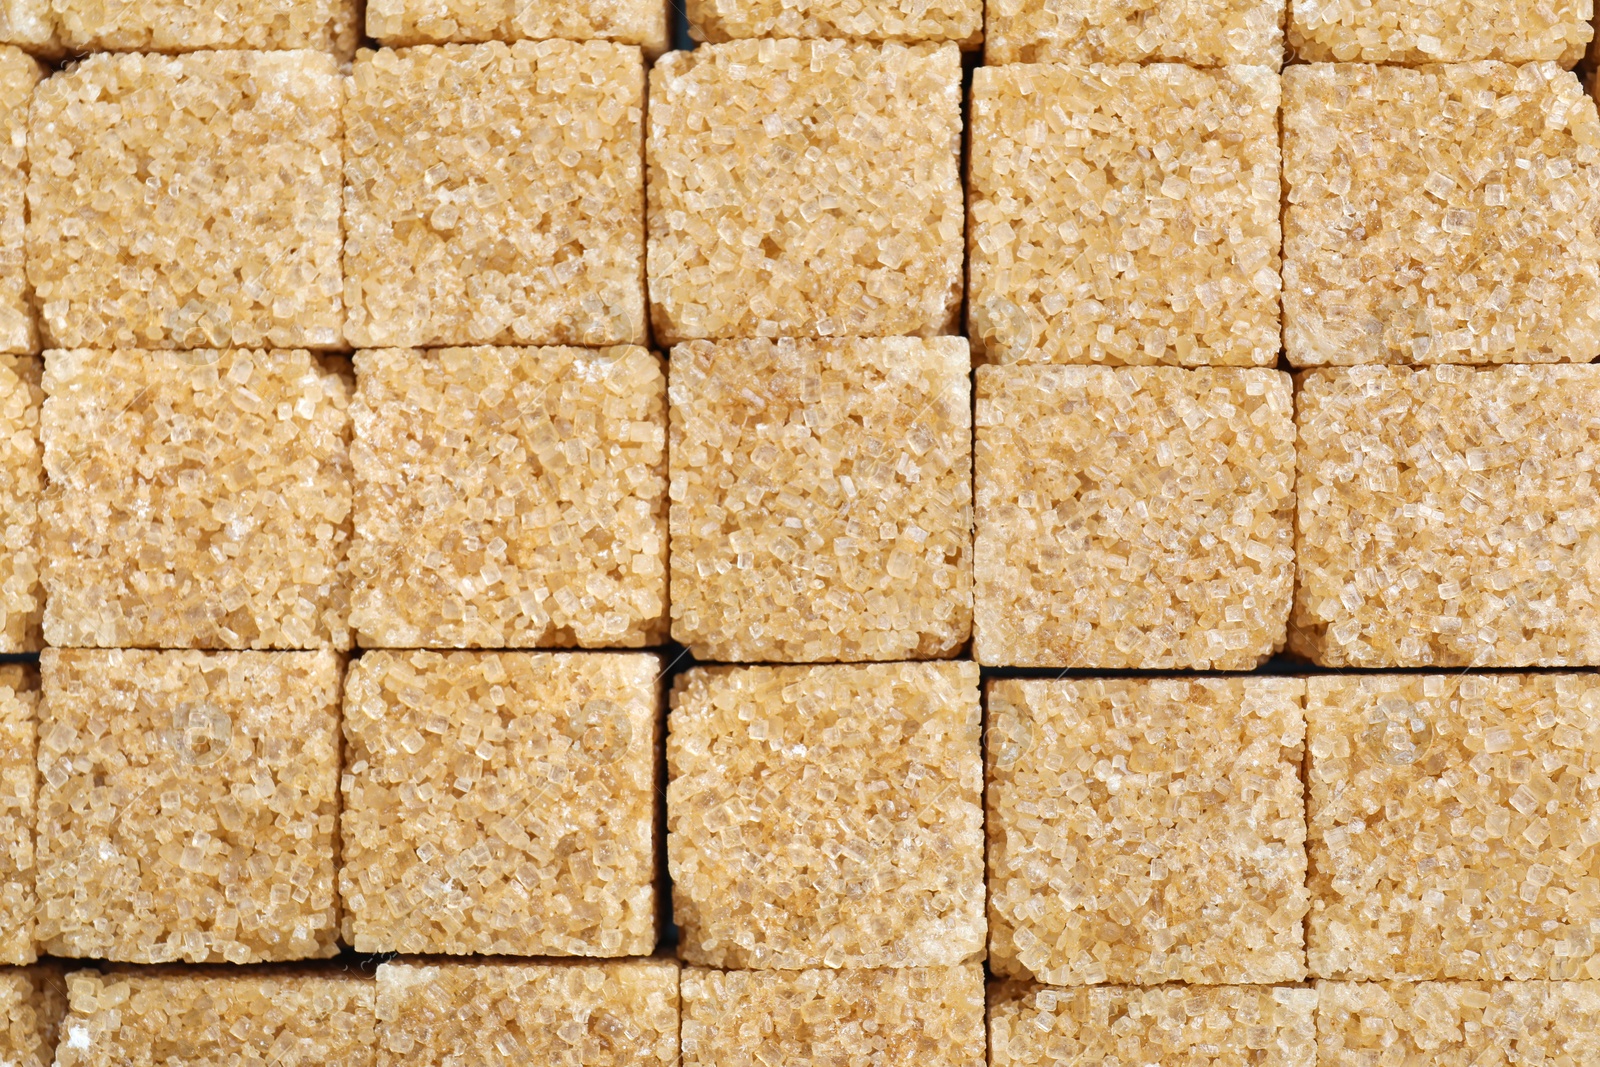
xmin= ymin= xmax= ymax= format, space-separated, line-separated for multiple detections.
xmin=0 ymin=3 xmax=55 ymax=55
xmin=53 ymin=0 xmax=358 ymax=54
xmin=647 ymin=40 xmax=963 ymax=343
xmin=350 ymin=346 xmax=666 ymax=649
xmin=0 ymin=666 xmax=37 ymax=964
xmin=25 ymin=51 xmax=343 ymax=351
xmin=376 ymin=958 xmax=679 ymax=1066
xmin=1283 ymin=63 xmax=1600 ymax=367
xmin=344 ymin=42 xmax=646 ymax=350
xmin=974 ymin=365 xmax=1295 ymax=669
xmin=0 ymin=356 xmax=41 ymax=652
xmin=688 ymin=0 xmax=980 ymax=45
xmin=1290 ymin=0 xmax=1593 ymax=65
xmin=1293 ymin=365 xmax=1600 ymax=667
xmin=668 ymin=662 xmax=984 ymax=969
xmin=682 ymin=967 xmax=985 ymax=1067
xmin=341 ymin=650 xmax=661 ymax=956
xmin=1307 ymin=674 xmax=1600 ymax=981
xmin=53 ymin=968 xmax=375 ymax=1067
xmin=0 ymin=49 xmax=40 ymax=356
xmin=366 ymin=0 xmax=669 ymax=55
xmin=669 ymin=337 xmax=971 ymax=663
xmin=969 ymin=63 xmax=1281 ymax=367
xmin=987 ymin=677 xmax=1309 ymax=986
xmin=1316 ymin=981 xmax=1600 ymax=1066
xmin=33 ymin=649 xmax=343 ymax=964
xmin=991 ymin=982 xmax=1317 ymax=1067
xmin=984 ymin=0 xmax=1284 ymax=65
xmin=39 ymin=349 xmax=352 ymax=650
xmin=0 ymin=965 xmax=66 ymax=1067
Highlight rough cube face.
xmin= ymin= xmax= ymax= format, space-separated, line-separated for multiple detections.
xmin=647 ymin=40 xmax=964 ymax=343
xmin=0 ymin=355 xmax=41 ymax=651
xmin=366 ymin=0 xmax=669 ymax=55
xmin=1316 ymin=981 xmax=1600 ymax=1067
xmin=53 ymin=969 xmax=375 ymax=1067
xmin=974 ymin=365 xmax=1296 ymax=669
xmin=0 ymin=966 xmax=66 ymax=1067
xmin=0 ymin=48 xmax=40 ymax=355
xmin=990 ymin=982 xmax=1318 ymax=1067
xmin=1283 ymin=63 xmax=1600 ymax=367
xmin=1307 ymin=674 xmax=1600 ymax=981
xmin=40 ymin=349 xmax=352 ymax=651
xmin=26 ymin=51 xmax=343 ymax=351
xmin=0 ymin=1 xmax=54 ymax=54
xmin=669 ymin=337 xmax=971 ymax=663
xmin=376 ymin=959 xmax=679 ymax=1067
xmin=987 ymin=677 xmax=1309 ymax=985
xmin=984 ymin=0 xmax=1284 ymax=65
xmin=53 ymin=0 xmax=358 ymax=53
xmin=668 ymin=662 xmax=984 ymax=969
xmin=681 ymin=967 xmax=985 ymax=1067
xmin=688 ymin=0 xmax=981 ymax=44
xmin=34 ymin=649 xmax=343 ymax=964
xmin=969 ymin=63 xmax=1281 ymax=367
xmin=344 ymin=42 xmax=646 ymax=350
xmin=0 ymin=665 xmax=37 ymax=964
xmin=1293 ymin=366 xmax=1600 ymax=667
xmin=350 ymin=346 xmax=666 ymax=649
xmin=341 ymin=650 xmax=661 ymax=957
xmin=1290 ymin=0 xmax=1594 ymax=65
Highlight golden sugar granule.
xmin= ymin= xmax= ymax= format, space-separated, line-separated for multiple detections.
xmin=1307 ymin=674 xmax=1600 ymax=981
xmin=0 ymin=665 xmax=37 ymax=964
xmin=985 ymin=0 xmax=1284 ymax=65
xmin=682 ymin=967 xmax=984 ymax=1067
xmin=344 ymin=42 xmax=646 ymax=350
xmin=974 ymin=365 xmax=1295 ymax=669
xmin=1316 ymin=981 xmax=1600 ymax=1066
xmin=0 ymin=356 xmax=41 ymax=652
xmin=53 ymin=0 xmax=358 ymax=54
xmin=969 ymin=63 xmax=1281 ymax=367
xmin=1283 ymin=63 xmax=1600 ymax=367
xmin=0 ymin=965 xmax=66 ymax=1067
xmin=991 ymin=982 xmax=1317 ymax=1067
xmin=688 ymin=0 xmax=980 ymax=45
xmin=376 ymin=959 xmax=678 ymax=1066
xmin=647 ymin=39 xmax=963 ymax=343
xmin=341 ymin=651 xmax=661 ymax=956
xmin=40 ymin=349 xmax=352 ymax=651
xmin=987 ymin=677 xmax=1309 ymax=985
xmin=669 ymin=337 xmax=971 ymax=663
xmin=669 ymin=662 xmax=984 ymax=969
xmin=366 ymin=0 xmax=668 ymax=55
xmin=0 ymin=48 xmax=41 ymax=356
xmin=53 ymin=969 xmax=374 ymax=1067
xmin=350 ymin=346 xmax=666 ymax=649
xmin=26 ymin=51 xmax=343 ymax=351
xmin=1290 ymin=0 xmax=1593 ymax=65
xmin=1293 ymin=365 xmax=1600 ymax=667
xmin=34 ymin=649 xmax=343 ymax=964
xmin=0 ymin=2 xmax=55 ymax=55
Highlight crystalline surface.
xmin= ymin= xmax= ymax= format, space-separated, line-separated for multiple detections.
xmin=1290 ymin=0 xmax=1593 ymax=65
xmin=688 ymin=0 xmax=980 ymax=45
xmin=366 ymin=0 xmax=668 ymax=56
xmin=984 ymin=0 xmax=1284 ymax=65
xmin=0 ymin=965 xmax=66 ymax=1067
xmin=0 ymin=48 xmax=41 ymax=355
xmin=0 ymin=2 xmax=54 ymax=53
xmin=0 ymin=356 xmax=41 ymax=651
xmin=53 ymin=0 xmax=358 ymax=53
xmin=0 ymin=665 xmax=37 ymax=964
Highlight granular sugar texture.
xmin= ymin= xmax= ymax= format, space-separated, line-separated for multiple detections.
xmin=983 ymin=0 xmax=1285 ymax=66
xmin=688 ymin=0 xmax=981 ymax=45
xmin=0 ymin=664 xmax=37 ymax=964
xmin=0 ymin=355 xmax=41 ymax=652
xmin=0 ymin=47 xmax=41 ymax=355
xmin=0 ymin=965 xmax=66 ymax=1067
xmin=366 ymin=0 xmax=669 ymax=56
xmin=53 ymin=0 xmax=359 ymax=54
xmin=1289 ymin=0 xmax=1593 ymax=65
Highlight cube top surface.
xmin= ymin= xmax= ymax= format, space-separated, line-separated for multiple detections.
xmin=688 ymin=0 xmax=982 ymax=45
xmin=983 ymin=0 xmax=1286 ymax=66
xmin=0 ymin=355 xmax=41 ymax=652
xmin=1289 ymin=0 xmax=1594 ymax=65
xmin=366 ymin=0 xmax=670 ymax=56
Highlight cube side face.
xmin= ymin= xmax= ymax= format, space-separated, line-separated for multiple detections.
xmin=686 ymin=0 xmax=982 ymax=45
xmin=34 ymin=649 xmax=344 ymax=964
xmin=1292 ymin=366 xmax=1600 ymax=667
xmin=364 ymin=0 xmax=670 ymax=56
xmin=1282 ymin=63 xmax=1600 ymax=368
xmin=375 ymin=959 xmax=679 ymax=1066
xmin=990 ymin=983 xmax=1318 ymax=1067
xmin=646 ymin=40 xmax=964 ymax=343
xmin=681 ymin=967 xmax=985 ymax=1067
xmin=0 ymin=49 xmax=41 ymax=355
xmin=0 ymin=666 xmax=38 ymax=964
xmin=1315 ymin=981 xmax=1600 ymax=1066
xmin=667 ymin=662 xmax=985 ymax=969
xmin=983 ymin=0 xmax=1285 ymax=65
xmin=0 ymin=967 xmax=67 ymax=1067
xmin=668 ymin=337 xmax=972 ymax=663
xmin=39 ymin=349 xmax=353 ymax=651
xmin=973 ymin=365 xmax=1295 ymax=669
xmin=0 ymin=355 xmax=42 ymax=651
xmin=349 ymin=346 xmax=667 ymax=649
xmin=968 ymin=64 xmax=1282 ymax=368
xmin=53 ymin=0 xmax=360 ymax=54
xmin=986 ymin=677 xmax=1309 ymax=985
xmin=25 ymin=52 xmax=344 ymax=351
xmin=1288 ymin=0 xmax=1595 ymax=65
xmin=341 ymin=650 xmax=661 ymax=956
xmin=1306 ymin=675 xmax=1600 ymax=981
xmin=343 ymin=42 xmax=647 ymax=350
